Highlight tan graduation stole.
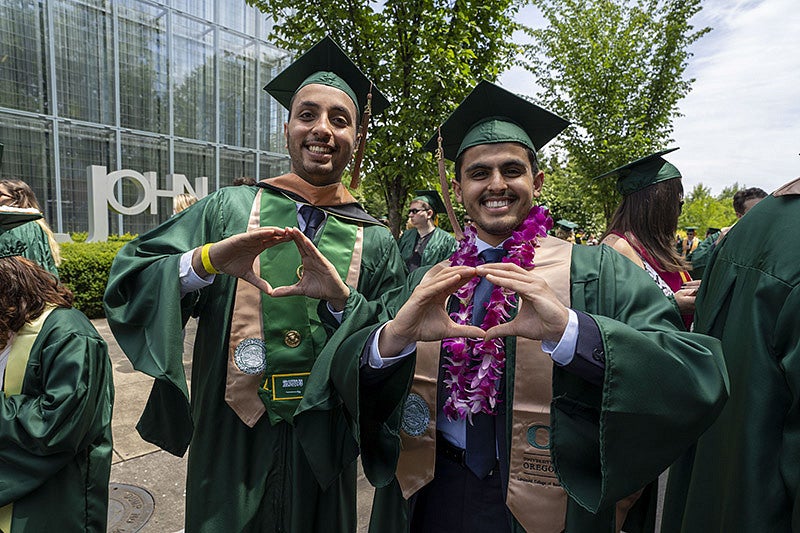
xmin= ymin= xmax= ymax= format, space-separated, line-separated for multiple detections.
xmin=1 ymin=306 xmax=56 ymax=533
xmin=224 ymin=188 xmax=364 ymax=427
xmin=396 ymin=236 xmax=573 ymax=532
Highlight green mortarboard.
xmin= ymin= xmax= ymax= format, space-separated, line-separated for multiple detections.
xmin=0 ymin=207 xmax=42 ymax=234
xmin=706 ymin=227 xmax=720 ymax=233
xmin=555 ymin=219 xmax=577 ymax=230
xmin=413 ymin=189 xmax=447 ymax=214
xmin=264 ymin=36 xmax=390 ymax=116
xmin=684 ymin=226 xmax=698 ymax=231
xmin=594 ymin=148 xmax=682 ymax=196
xmin=423 ymin=80 xmax=570 ymax=161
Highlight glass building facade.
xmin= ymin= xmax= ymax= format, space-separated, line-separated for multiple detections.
xmin=0 ymin=0 xmax=291 ymax=236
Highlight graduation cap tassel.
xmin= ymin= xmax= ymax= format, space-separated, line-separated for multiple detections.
xmin=349 ymin=83 xmax=373 ymax=189
xmin=437 ymin=128 xmax=464 ymax=241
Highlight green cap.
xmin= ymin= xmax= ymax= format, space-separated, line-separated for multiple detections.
xmin=706 ymin=227 xmax=720 ymax=233
xmin=684 ymin=226 xmax=698 ymax=232
xmin=555 ymin=219 xmax=577 ymax=230
xmin=594 ymin=148 xmax=682 ymax=196
xmin=264 ymin=36 xmax=389 ymax=116
xmin=423 ymin=80 xmax=570 ymax=161
xmin=0 ymin=207 xmax=42 ymax=235
xmin=413 ymin=189 xmax=447 ymax=214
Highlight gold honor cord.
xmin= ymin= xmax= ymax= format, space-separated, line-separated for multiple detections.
xmin=437 ymin=128 xmax=464 ymax=240
xmin=349 ymin=82 xmax=373 ymax=189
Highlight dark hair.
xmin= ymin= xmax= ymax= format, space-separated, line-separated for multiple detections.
xmin=454 ymin=144 xmax=539 ymax=182
xmin=733 ymin=187 xmax=767 ymax=216
xmin=232 ymin=176 xmax=257 ymax=186
xmin=602 ymin=178 xmax=688 ymax=272
xmin=0 ymin=256 xmax=73 ymax=348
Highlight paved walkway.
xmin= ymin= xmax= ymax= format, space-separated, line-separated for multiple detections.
xmin=98 ymin=318 xmax=375 ymax=532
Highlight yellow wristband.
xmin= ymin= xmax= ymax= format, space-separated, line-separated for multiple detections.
xmin=201 ymin=243 xmax=221 ymax=275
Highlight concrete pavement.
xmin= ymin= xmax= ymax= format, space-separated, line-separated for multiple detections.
xmin=98 ymin=318 xmax=375 ymax=532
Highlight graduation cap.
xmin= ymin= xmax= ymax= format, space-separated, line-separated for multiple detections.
xmin=264 ymin=36 xmax=389 ymax=116
xmin=555 ymin=219 xmax=578 ymax=230
xmin=263 ymin=36 xmax=390 ymax=189
xmin=423 ymin=80 xmax=570 ymax=161
xmin=706 ymin=227 xmax=720 ymax=234
xmin=0 ymin=207 xmax=42 ymax=235
xmin=594 ymin=148 xmax=682 ymax=196
xmin=684 ymin=226 xmax=698 ymax=232
xmin=423 ymin=81 xmax=570 ymax=239
xmin=412 ymin=190 xmax=447 ymax=214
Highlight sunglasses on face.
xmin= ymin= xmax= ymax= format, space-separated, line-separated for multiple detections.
xmin=407 ymin=208 xmax=427 ymax=216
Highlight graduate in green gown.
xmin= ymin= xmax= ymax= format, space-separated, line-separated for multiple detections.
xmin=398 ymin=190 xmax=458 ymax=273
xmin=0 ymin=179 xmax=60 ymax=277
xmin=103 ymin=37 xmax=406 ymax=533
xmin=0 ymin=213 xmax=113 ymax=533
xmin=332 ymin=81 xmax=728 ymax=533
xmin=661 ymin=178 xmax=800 ymax=532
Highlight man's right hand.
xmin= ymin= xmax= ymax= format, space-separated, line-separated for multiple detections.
xmin=378 ymin=266 xmax=486 ymax=357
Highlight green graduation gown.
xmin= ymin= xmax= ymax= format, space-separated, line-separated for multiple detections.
xmin=103 ymin=181 xmax=407 ymax=533
xmin=0 ymin=222 xmax=58 ymax=276
xmin=397 ymin=227 xmax=458 ymax=272
xmin=358 ymin=240 xmax=728 ymax=532
xmin=686 ymin=230 xmax=720 ymax=280
xmin=662 ymin=180 xmax=800 ymax=532
xmin=0 ymin=307 xmax=113 ymax=533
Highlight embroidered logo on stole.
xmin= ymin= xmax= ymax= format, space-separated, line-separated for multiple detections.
xmin=396 ymin=237 xmax=573 ymax=532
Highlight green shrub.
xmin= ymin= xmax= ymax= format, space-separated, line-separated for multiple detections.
xmin=60 ymin=240 xmax=130 ymax=318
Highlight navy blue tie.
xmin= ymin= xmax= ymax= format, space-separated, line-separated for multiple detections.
xmin=299 ymin=205 xmax=325 ymax=240
xmin=465 ymin=247 xmax=507 ymax=479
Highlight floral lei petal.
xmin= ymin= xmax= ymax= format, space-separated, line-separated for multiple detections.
xmin=441 ymin=205 xmax=552 ymax=418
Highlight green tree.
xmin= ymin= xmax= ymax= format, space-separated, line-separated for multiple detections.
xmin=679 ymin=183 xmax=738 ymax=235
xmin=525 ymin=0 xmax=709 ymax=222
xmin=246 ymin=0 xmax=524 ymax=236
xmin=539 ymin=154 xmax=605 ymax=234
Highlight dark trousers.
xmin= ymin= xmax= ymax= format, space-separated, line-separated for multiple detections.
xmin=410 ymin=442 xmax=512 ymax=533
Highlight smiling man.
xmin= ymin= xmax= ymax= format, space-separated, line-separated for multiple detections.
xmin=350 ymin=81 xmax=728 ymax=532
xmin=103 ymin=37 xmax=406 ymax=533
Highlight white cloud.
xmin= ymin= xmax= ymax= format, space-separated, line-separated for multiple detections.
xmin=501 ymin=0 xmax=800 ymax=194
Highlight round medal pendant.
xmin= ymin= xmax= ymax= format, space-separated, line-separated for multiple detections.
xmin=233 ymin=338 xmax=267 ymax=375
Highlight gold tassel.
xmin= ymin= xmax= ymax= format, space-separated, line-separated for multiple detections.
xmin=437 ymin=128 xmax=463 ymax=240
xmin=349 ymin=83 xmax=373 ymax=189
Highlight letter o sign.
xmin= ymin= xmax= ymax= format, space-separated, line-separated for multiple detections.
xmin=106 ymin=170 xmax=151 ymax=215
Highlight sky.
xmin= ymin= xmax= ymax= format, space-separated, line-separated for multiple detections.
xmin=499 ymin=0 xmax=800 ymax=195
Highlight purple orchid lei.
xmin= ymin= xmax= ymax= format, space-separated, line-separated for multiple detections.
xmin=441 ymin=205 xmax=553 ymax=421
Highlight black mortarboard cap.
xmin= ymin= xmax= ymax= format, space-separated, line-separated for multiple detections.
xmin=264 ymin=36 xmax=389 ymax=116
xmin=0 ymin=207 xmax=43 ymax=235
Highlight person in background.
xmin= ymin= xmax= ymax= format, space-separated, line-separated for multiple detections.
xmin=688 ymin=187 xmax=767 ymax=279
xmin=351 ymin=81 xmax=726 ymax=533
xmin=103 ymin=37 xmax=406 ymax=533
xmin=598 ymin=149 xmax=698 ymax=330
xmin=0 ymin=179 xmax=60 ymax=276
xmin=172 ymin=192 xmax=198 ymax=215
xmin=398 ymin=190 xmax=458 ymax=273
xmin=662 ymin=177 xmax=799 ymax=532
xmin=232 ymin=176 xmax=257 ymax=186
xmin=0 ymin=210 xmax=113 ymax=533
xmin=554 ymin=219 xmax=577 ymax=243
xmin=680 ymin=227 xmax=699 ymax=257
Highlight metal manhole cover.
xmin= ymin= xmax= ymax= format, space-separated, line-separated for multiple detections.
xmin=107 ymin=483 xmax=155 ymax=533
